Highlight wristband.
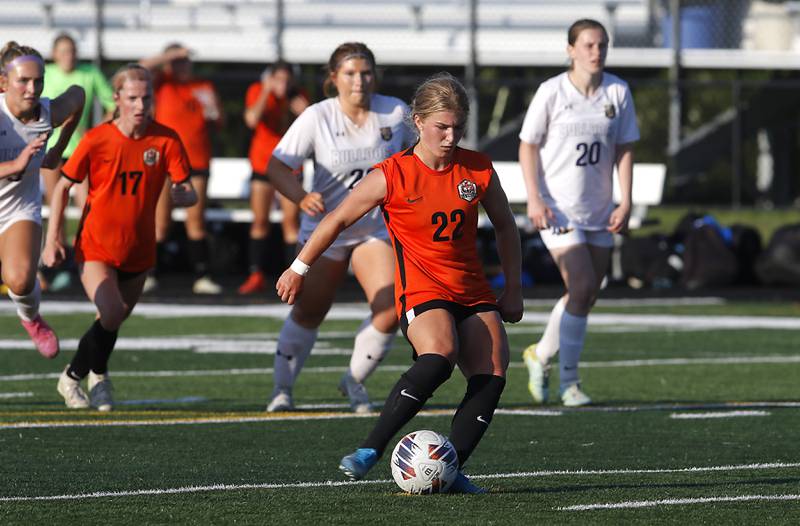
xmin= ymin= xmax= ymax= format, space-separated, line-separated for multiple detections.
xmin=290 ymin=258 xmax=310 ymax=276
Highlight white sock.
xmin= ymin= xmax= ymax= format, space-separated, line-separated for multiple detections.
xmin=8 ymin=279 xmax=40 ymax=322
xmin=536 ymin=296 xmax=565 ymax=364
xmin=558 ymin=310 xmax=588 ymax=389
xmin=349 ymin=318 xmax=396 ymax=383
xmin=273 ymin=316 xmax=317 ymax=393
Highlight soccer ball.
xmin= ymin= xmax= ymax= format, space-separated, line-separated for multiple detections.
xmin=390 ymin=430 xmax=459 ymax=494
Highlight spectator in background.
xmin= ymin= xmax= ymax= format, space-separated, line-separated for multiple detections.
xmin=519 ymin=19 xmax=639 ymax=407
xmin=264 ymin=42 xmax=413 ymax=414
xmin=40 ymin=33 xmax=115 ymax=292
xmin=44 ymin=64 xmax=197 ymax=410
xmin=238 ymin=60 xmax=309 ymax=295
xmin=140 ymin=43 xmax=224 ymax=294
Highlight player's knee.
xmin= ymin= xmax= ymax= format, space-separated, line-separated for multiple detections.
xmin=3 ymin=269 xmax=35 ymax=296
xmin=402 ymin=353 xmax=453 ymax=401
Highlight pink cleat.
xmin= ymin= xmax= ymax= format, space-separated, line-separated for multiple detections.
xmin=21 ymin=315 xmax=60 ymax=359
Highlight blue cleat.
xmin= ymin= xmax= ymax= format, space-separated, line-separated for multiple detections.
xmin=338 ymin=448 xmax=378 ymax=481
xmin=448 ymin=471 xmax=488 ymax=494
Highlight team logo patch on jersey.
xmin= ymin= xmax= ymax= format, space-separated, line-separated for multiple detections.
xmin=457 ymin=179 xmax=477 ymax=202
xmin=380 ymin=126 xmax=393 ymax=141
xmin=143 ymin=148 xmax=159 ymax=166
xmin=604 ymin=104 xmax=616 ymax=119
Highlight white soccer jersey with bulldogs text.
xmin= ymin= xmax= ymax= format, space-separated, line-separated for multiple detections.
xmin=272 ymin=94 xmax=412 ymax=245
xmin=519 ymin=72 xmax=639 ymax=230
xmin=0 ymin=93 xmax=51 ymax=232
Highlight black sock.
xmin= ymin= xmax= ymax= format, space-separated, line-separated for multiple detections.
xmin=155 ymin=241 xmax=166 ymax=274
xmin=449 ymin=374 xmax=506 ymax=467
xmin=186 ymin=238 xmax=209 ymax=277
xmin=249 ymin=237 xmax=269 ymax=274
xmin=283 ymin=242 xmax=298 ymax=268
xmin=361 ymin=354 xmax=452 ymax=456
xmin=67 ymin=320 xmax=119 ymax=380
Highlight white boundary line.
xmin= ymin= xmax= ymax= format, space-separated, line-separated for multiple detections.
xmin=670 ymin=410 xmax=770 ymax=419
xmin=0 ymin=391 xmax=33 ymax=399
xmin=1 ymin=461 xmax=796 ymax=503
xmin=561 ymin=494 xmax=800 ymax=511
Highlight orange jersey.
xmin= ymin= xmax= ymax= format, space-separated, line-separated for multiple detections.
xmin=154 ymin=74 xmax=216 ymax=170
xmin=63 ymin=121 xmax=191 ymax=272
xmin=246 ymin=82 xmax=290 ymax=174
xmin=377 ymin=147 xmax=497 ymax=319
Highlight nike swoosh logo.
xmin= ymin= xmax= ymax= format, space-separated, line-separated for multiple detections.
xmin=400 ymin=389 xmax=420 ymax=402
xmin=476 ymin=415 xmax=489 ymax=424
xmin=405 ymin=196 xmax=422 ymax=204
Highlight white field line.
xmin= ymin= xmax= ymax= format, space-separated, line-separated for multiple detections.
xmin=670 ymin=410 xmax=770 ymax=419
xmin=5 ymin=353 xmax=800 ymax=384
xmin=0 ymin=461 xmax=796 ymax=503
xmin=0 ymin=391 xmax=33 ymax=399
xmin=561 ymin=494 xmax=800 ymax=511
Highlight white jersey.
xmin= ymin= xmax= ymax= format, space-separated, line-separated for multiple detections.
xmin=272 ymin=94 xmax=412 ymax=244
xmin=519 ymin=72 xmax=639 ymax=230
xmin=0 ymin=93 xmax=52 ymax=222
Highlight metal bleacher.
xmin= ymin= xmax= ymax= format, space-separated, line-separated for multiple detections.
xmin=1 ymin=0 xmax=655 ymax=65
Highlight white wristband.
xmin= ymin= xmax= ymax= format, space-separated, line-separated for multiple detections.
xmin=290 ymin=258 xmax=310 ymax=276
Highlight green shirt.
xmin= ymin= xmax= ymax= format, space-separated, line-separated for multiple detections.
xmin=42 ymin=63 xmax=115 ymax=158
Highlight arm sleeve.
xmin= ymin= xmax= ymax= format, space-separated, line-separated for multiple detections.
xmin=518 ymin=84 xmax=551 ymax=146
xmin=166 ymin=136 xmax=192 ymax=184
xmin=271 ymin=105 xmax=316 ymax=170
xmin=60 ymin=133 xmax=92 ymax=183
xmin=92 ymin=66 xmax=116 ymax=112
xmin=616 ymin=83 xmax=640 ymax=145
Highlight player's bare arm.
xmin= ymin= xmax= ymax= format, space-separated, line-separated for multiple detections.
xmin=42 ymin=175 xmax=76 ymax=268
xmin=608 ymin=142 xmax=634 ymax=233
xmin=519 ymin=140 xmax=554 ymax=230
xmin=0 ymin=133 xmax=47 ymax=179
xmin=481 ymin=170 xmax=524 ymax=323
xmin=266 ymin=155 xmax=324 ymax=216
xmin=275 ymin=168 xmax=387 ymax=304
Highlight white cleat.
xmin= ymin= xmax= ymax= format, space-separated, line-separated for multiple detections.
xmin=266 ymin=389 xmax=294 ymax=412
xmin=192 ymin=275 xmax=222 ymax=295
xmin=522 ymin=344 xmax=550 ymax=404
xmin=88 ymin=371 xmax=114 ymax=412
xmin=338 ymin=372 xmax=373 ymax=414
xmin=560 ymin=384 xmax=592 ymax=407
xmin=57 ymin=367 xmax=90 ymax=409
xmin=142 ymin=275 xmax=158 ymax=294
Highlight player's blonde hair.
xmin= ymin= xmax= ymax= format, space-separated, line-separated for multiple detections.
xmin=110 ymin=63 xmax=152 ymax=118
xmin=409 ymin=72 xmax=469 ymax=130
xmin=323 ymin=42 xmax=376 ymax=98
xmin=0 ymin=41 xmax=43 ymax=75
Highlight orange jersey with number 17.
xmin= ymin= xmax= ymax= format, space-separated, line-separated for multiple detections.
xmin=62 ymin=121 xmax=191 ymax=273
xmin=377 ymin=147 xmax=497 ymax=319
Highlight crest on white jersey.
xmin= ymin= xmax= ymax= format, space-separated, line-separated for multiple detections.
xmin=143 ymin=148 xmax=159 ymax=166
xmin=457 ymin=179 xmax=477 ymax=202
xmin=604 ymin=104 xmax=616 ymax=119
xmin=380 ymin=126 xmax=393 ymax=141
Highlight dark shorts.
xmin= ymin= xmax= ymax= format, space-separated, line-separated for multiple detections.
xmin=399 ymin=299 xmax=499 ymax=360
xmin=251 ymin=171 xmax=270 ymax=183
xmin=116 ymin=268 xmax=147 ymax=283
xmin=190 ymin=169 xmax=210 ymax=179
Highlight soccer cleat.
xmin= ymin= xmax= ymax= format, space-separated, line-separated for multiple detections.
xmin=20 ymin=314 xmax=60 ymax=359
xmin=338 ymin=371 xmax=373 ymax=414
xmin=237 ymin=271 xmax=266 ymax=295
xmin=88 ymin=371 xmax=114 ymax=412
xmin=560 ymin=383 xmax=592 ymax=407
xmin=49 ymin=270 xmax=73 ymax=292
xmin=142 ymin=275 xmax=158 ymax=294
xmin=266 ymin=389 xmax=294 ymax=412
xmin=339 ymin=448 xmax=378 ymax=481
xmin=522 ymin=344 xmax=549 ymax=404
xmin=57 ymin=367 xmax=90 ymax=409
xmin=192 ymin=275 xmax=222 ymax=295
xmin=448 ymin=471 xmax=488 ymax=494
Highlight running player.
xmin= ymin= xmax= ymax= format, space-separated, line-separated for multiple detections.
xmin=276 ymin=73 xmax=523 ymax=493
xmin=519 ymin=19 xmax=640 ymax=406
xmin=40 ymin=33 xmax=115 ymax=292
xmin=43 ymin=64 xmax=197 ymax=410
xmin=238 ymin=60 xmax=309 ymax=295
xmin=141 ymin=44 xmax=224 ymax=294
xmin=0 ymin=41 xmax=85 ymax=358
xmin=265 ymin=42 xmax=414 ymax=414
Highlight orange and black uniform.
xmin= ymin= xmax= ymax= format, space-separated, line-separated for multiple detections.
xmin=62 ymin=121 xmax=191 ymax=272
xmin=154 ymin=73 xmax=215 ymax=173
xmin=377 ymin=146 xmax=497 ymax=323
xmin=246 ymin=81 xmax=290 ymax=176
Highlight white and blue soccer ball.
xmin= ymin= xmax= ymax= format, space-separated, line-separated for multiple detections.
xmin=390 ymin=430 xmax=459 ymax=494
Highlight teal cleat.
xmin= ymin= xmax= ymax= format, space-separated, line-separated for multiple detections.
xmin=448 ymin=471 xmax=488 ymax=494
xmin=338 ymin=448 xmax=378 ymax=481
